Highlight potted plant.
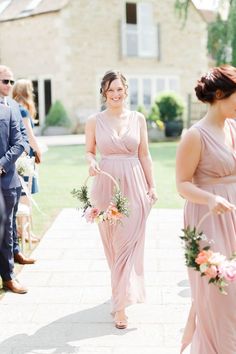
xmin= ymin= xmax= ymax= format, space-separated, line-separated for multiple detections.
xmin=42 ymin=100 xmax=71 ymax=136
xmin=155 ymin=92 xmax=185 ymax=137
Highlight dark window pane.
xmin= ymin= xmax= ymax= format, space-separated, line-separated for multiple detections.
xmin=44 ymin=79 xmax=52 ymax=116
xmin=126 ymin=3 xmax=136 ymax=24
xmin=32 ymin=80 xmax=39 ymax=126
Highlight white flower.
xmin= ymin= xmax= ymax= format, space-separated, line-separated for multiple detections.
xmin=16 ymin=155 xmax=36 ymax=177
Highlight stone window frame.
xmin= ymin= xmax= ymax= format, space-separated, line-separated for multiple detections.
xmin=126 ymin=75 xmax=180 ymax=111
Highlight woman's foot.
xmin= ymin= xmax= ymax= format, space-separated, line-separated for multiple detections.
xmin=114 ymin=310 xmax=128 ymax=329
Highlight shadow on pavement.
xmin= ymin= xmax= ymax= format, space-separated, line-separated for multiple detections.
xmin=0 ymin=302 xmax=137 ymax=353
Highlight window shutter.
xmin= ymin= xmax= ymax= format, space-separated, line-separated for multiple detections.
xmin=137 ymin=2 xmax=156 ymax=57
xmin=120 ymin=21 xmax=127 ymax=57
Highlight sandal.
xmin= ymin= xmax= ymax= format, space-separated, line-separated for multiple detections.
xmin=114 ymin=313 xmax=128 ymax=329
xmin=115 ymin=318 xmax=128 ymax=329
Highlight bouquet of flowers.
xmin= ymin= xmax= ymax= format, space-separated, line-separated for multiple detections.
xmin=180 ymin=225 xmax=236 ymax=294
xmin=72 ymin=172 xmax=129 ymax=224
xmin=16 ymin=154 xmax=36 ymax=177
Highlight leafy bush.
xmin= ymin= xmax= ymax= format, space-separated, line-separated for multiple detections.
xmin=45 ymin=100 xmax=71 ymax=127
xmin=155 ymin=92 xmax=184 ymax=122
xmin=137 ymin=105 xmax=148 ymax=118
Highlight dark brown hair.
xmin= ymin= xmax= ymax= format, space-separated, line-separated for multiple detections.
xmin=195 ymin=65 xmax=236 ymax=104
xmin=100 ymin=70 xmax=128 ymax=100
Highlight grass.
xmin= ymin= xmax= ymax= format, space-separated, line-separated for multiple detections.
xmin=32 ymin=142 xmax=184 ymax=238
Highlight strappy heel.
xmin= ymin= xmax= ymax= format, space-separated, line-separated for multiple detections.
xmin=114 ymin=313 xmax=128 ymax=329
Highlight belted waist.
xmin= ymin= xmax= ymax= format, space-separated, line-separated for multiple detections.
xmin=101 ymin=154 xmax=139 ymax=160
xmin=193 ymin=174 xmax=236 ymax=186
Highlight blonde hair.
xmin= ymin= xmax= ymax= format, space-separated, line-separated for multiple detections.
xmin=0 ymin=65 xmax=13 ymax=77
xmin=12 ymin=79 xmax=36 ymax=119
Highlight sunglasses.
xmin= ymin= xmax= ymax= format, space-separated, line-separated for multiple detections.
xmin=1 ymin=79 xmax=15 ymax=85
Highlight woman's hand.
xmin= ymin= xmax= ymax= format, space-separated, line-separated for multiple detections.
xmin=207 ymin=195 xmax=235 ymax=214
xmin=89 ymin=160 xmax=101 ymax=176
xmin=35 ymin=151 xmax=42 ymax=164
xmin=147 ymin=187 xmax=158 ymax=205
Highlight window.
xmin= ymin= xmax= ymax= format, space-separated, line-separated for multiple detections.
xmin=143 ymin=79 xmax=151 ymax=107
xmin=44 ymin=79 xmax=52 ymax=116
xmin=32 ymin=80 xmax=39 ymax=125
xmin=32 ymin=78 xmax=52 ymax=126
xmin=126 ymin=3 xmax=136 ymax=24
xmin=25 ymin=0 xmax=42 ymax=11
xmin=128 ymin=75 xmax=180 ymax=111
xmin=19 ymin=0 xmax=43 ymax=16
xmin=129 ymin=79 xmax=138 ymax=110
xmin=121 ymin=2 xmax=159 ymax=58
xmin=0 ymin=0 xmax=12 ymax=15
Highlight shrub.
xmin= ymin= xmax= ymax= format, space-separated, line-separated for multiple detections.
xmin=45 ymin=100 xmax=71 ymax=127
xmin=155 ymin=92 xmax=184 ymax=122
xmin=137 ymin=105 xmax=148 ymax=118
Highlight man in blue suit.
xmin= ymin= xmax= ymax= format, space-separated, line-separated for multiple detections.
xmin=0 ymin=65 xmax=36 ymax=266
xmin=0 ymin=184 xmax=5 ymax=246
xmin=0 ymin=66 xmax=30 ymax=293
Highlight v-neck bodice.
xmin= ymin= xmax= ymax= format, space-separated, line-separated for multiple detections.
xmin=95 ymin=111 xmax=140 ymax=157
xmin=193 ymin=119 xmax=236 ymax=181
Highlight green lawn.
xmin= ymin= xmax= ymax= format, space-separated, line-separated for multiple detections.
xmin=32 ymin=142 xmax=184 ymax=238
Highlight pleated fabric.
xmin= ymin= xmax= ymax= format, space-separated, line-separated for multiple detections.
xmin=91 ymin=111 xmax=151 ymax=312
xmin=184 ymin=119 xmax=236 ymax=354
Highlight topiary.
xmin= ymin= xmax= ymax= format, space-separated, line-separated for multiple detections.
xmin=44 ymin=100 xmax=71 ymax=127
xmin=155 ymin=92 xmax=184 ymax=122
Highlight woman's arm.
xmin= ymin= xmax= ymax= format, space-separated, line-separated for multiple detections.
xmin=22 ymin=117 xmax=42 ymax=162
xmin=85 ymin=115 xmax=100 ymax=176
xmin=176 ymin=128 xmax=234 ymax=213
xmin=138 ymin=113 xmax=157 ymax=202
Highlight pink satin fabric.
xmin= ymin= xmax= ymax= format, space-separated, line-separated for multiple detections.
xmin=91 ymin=112 xmax=151 ymax=312
xmin=184 ymin=119 xmax=236 ymax=354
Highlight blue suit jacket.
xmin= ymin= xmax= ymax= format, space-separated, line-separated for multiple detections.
xmin=0 ymin=104 xmax=25 ymax=189
xmin=7 ymin=97 xmax=30 ymax=154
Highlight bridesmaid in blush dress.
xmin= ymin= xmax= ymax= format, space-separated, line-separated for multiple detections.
xmin=85 ymin=70 xmax=157 ymax=329
xmin=176 ymin=65 xmax=236 ymax=354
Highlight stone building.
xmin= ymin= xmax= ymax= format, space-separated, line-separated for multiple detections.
xmin=0 ymin=0 xmax=209 ymax=131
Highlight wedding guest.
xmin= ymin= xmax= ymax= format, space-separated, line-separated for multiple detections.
xmin=0 ymin=65 xmax=29 ymax=293
xmin=0 ymin=184 xmax=5 ymax=246
xmin=13 ymin=79 xmax=42 ymax=244
xmin=0 ymin=66 xmax=35 ymax=266
xmin=176 ymin=65 xmax=236 ymax=353
xmin=86 ymin=70 xmax=157 ymax=329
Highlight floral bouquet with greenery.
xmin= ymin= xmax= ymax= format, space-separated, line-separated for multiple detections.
xmin=16 ymin=154 xmax=36 ymax=177
xmin=72 ymin=171 xmax=129 ymax=224
xmin=180 ymin=218 xmax=236 ymax=295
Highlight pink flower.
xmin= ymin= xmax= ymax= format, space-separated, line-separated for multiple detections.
xmin=195 ymin=250 xmax=213 ymax=265
xmin=219 ymin=260 xmax=236 ymax=282
xmin=84 ymin=207 xmax=100 ymax=223
xmin=208 ymin=252 xmax=226 ymax=266
xmin=105 ymin=203 xmax=123 ymax=222
xmin=204 ymin=265 xmax=218 ymax=278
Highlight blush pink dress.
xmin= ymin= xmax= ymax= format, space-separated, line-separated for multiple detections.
xmin=184 ymin=119 xmax=236 ymax=354
xmin=91 ymin=111 xmax=151 ymax=313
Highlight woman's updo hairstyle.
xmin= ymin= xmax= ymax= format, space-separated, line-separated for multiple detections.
xmin=195 ymin=65 xmax=236 ymax=104
xmin=100 ymin=70 xmax=128 ymax=101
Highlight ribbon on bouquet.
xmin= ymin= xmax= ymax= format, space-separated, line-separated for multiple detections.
xmin=19 ymin=175 xmax=46 ymax=216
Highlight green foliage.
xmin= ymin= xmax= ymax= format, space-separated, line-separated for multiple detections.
xmin=180 ymin=226 xmax=206 ymax=269
xmin=113 ymin=189 xmax=129 ymax=217
xmin=208 ymin=15 xmax=231 ymax=65
xmin=175 ymin=0 xmax=236 ymax=66
xmin=71 ymin=185 xmax=92 ymax=211
xmin=174 ymin=0 xmax=191 ymax=26
xmin=148 ymin=104 xmax=160 ymax=122
xmin=154 ymin=92 xmax=184 ymax=122
xmin=137 ymin=105 xmax=148 ymax=118
xmin=45 ymin=100 xmax=71 ymax=127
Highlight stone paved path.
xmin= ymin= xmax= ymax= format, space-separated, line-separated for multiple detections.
xmin=0 ymin=209 xmax=191 ymax=354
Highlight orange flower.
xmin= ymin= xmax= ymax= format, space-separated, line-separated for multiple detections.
xmin=195 ymin=250 xmax=213 ymax=265
xmin=106 ymin=204 xmax=122 ymax=221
